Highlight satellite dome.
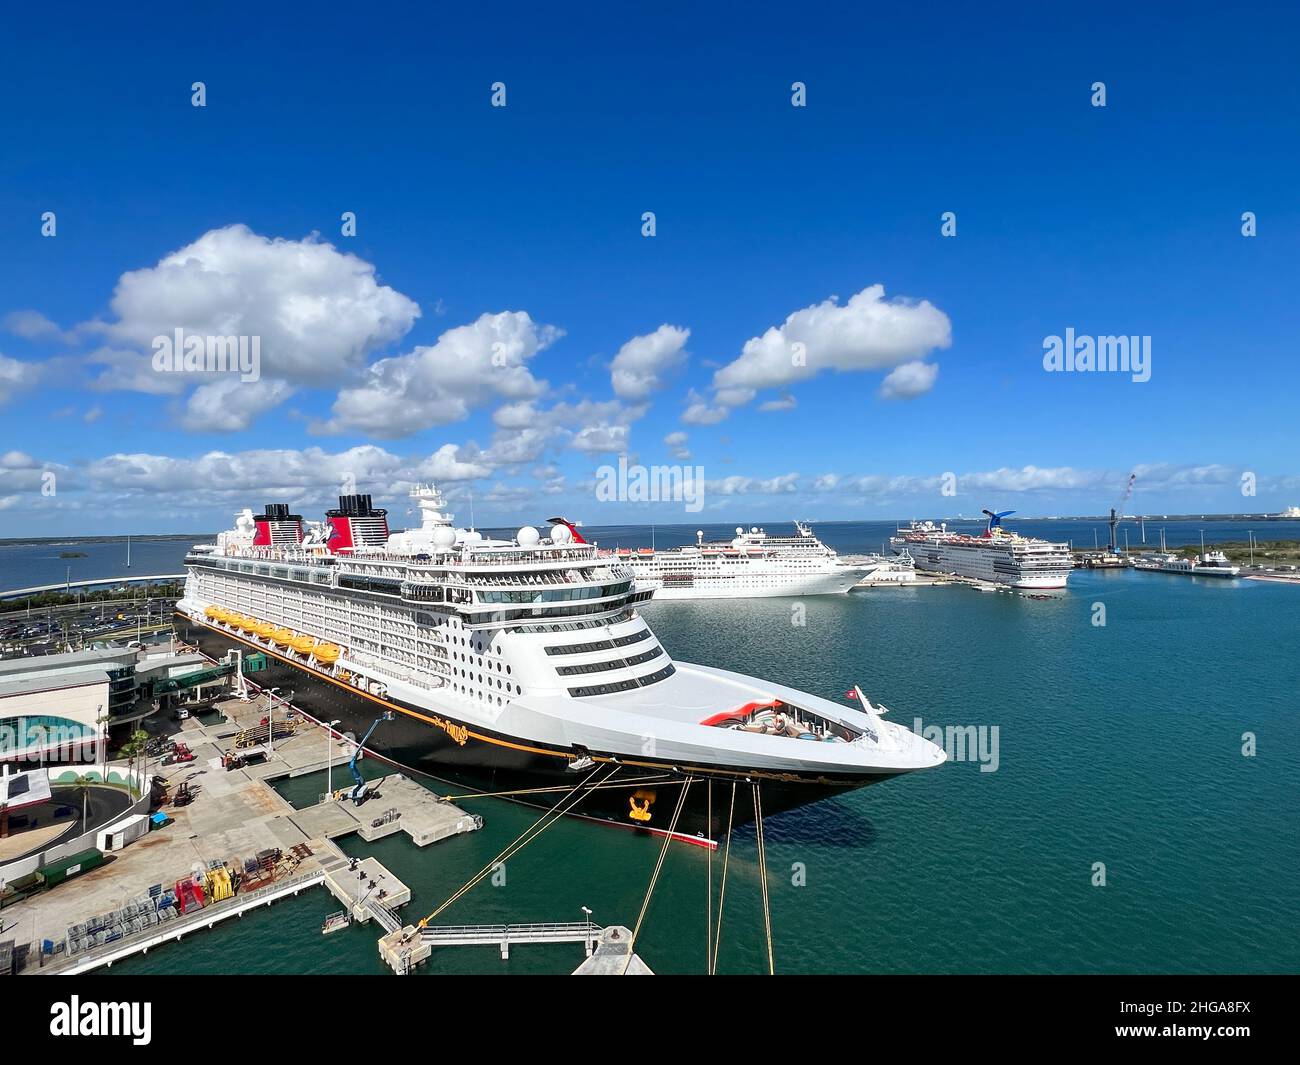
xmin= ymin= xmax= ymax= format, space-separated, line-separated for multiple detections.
xmin=550 ymin=522 xmax=572 ymax=544
xmin=517 ymin=525 xmax=540 ymax=547
xmin=735 ymin=526 xmax=744 ymax=536
xmin=463 ymin=530 xmax=483 ymax=545
xmin=751 ymin=526 xmax=759 ymax=534
xmin=432 ymin=526 xmax=456 ymax=549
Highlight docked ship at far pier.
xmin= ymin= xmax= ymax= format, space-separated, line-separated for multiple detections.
xmin=1132 ymin=550 xmax=1240 ymax=578
xmin=612 ymin=521 xmax=878 ymax=600
xmin=890 ymin=509 xmax=1073 ymax=589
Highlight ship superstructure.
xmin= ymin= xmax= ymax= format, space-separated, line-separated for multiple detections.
xmin=889 ymin=509 xmax=1073 ymax=589
xmin=178 ymin=486 xmax=944 ymax=843
xmin=615 ymin=521 xmax=872 ymax=599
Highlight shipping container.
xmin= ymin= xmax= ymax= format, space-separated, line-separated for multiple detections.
xmin=37 ymin=848 xmax=105 ymax=887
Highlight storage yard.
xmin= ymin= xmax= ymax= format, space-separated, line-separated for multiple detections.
xmin=0 ymin=687 xmax=480 ymax=974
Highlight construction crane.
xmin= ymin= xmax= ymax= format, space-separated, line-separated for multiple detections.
xmin=348 ymin=711 xmax=394 ymax=805
xmin=1108 ymin=473 xmax=1137 ymax=553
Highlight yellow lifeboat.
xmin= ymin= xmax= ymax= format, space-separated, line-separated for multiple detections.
xmin=252 ymin=622 xmax=274 ymax=638
xmin=312 ymin=642 xmax=340 ymax=663
xmin=204 ymin=606 xmax=222 ymax=620
xmin=270 ymin=627 xmax=294 ymax=645
xmin=290 ymin=635 xmax=316 ymax=655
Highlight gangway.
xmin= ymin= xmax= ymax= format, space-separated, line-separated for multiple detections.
xmin=419 ymin=921 xmax=602 ymax=959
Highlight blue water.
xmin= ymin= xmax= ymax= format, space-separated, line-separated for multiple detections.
xmin=0 ymin=537 xmax=193 ymax=591
xmin=95 ymin=561 xmax=1299 ymax=975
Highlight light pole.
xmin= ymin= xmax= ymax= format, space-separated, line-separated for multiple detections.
xmin=581 ymin=905 xmax=593 ymax=947
xmin=96 ymin=705 xmax=108 ymax=780
xmin=266 ymin=688 xmax=281 ymax=755
xmin=326 ymin=719 xmax=341 ymax=800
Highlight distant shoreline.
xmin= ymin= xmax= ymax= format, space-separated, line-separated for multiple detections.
xmin=0 ymin=534 xmax=213 ymax=547
xmin=3 ymin=514 xmax=1297 ymax=548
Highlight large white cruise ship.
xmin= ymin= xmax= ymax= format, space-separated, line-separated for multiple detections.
xmin=605 ymin=521 xmax=873 ymax=599
xmin=890 ymin=509 xmax=1073 ymax=589
xmin=176 ymin=487 xmax=944 ymax=844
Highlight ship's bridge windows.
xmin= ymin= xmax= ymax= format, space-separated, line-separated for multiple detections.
xmin=568 ymin=661 xmax=675 ymax=698
xmin=475 ymin=581 xmax=631 ymax=605
xmin=544 ymin=629 xmax=652 ymax=656
xmin=554 ymin=645 xmax=664 ymax=676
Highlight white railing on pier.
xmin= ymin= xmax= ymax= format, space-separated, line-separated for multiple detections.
xmin=420 ymin=921 xmax=602 ymax=957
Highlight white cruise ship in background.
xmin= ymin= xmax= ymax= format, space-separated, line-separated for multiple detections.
xmin=176 ymin=487 xmax=945 ymax=844
xmin=890 ymin=509 xmax=1073 ymax=589
xmin=1132 ymin=550 xmax=1240 ymax=578
xmin=602 ymin=521 xmax=875 ymax=599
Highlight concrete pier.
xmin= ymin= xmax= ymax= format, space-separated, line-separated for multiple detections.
xmin=289 ymin=774 xmax=482 ymax=847
xmin=571 ymin=925 xmax=654 ymax=975
xmin=323 ymin=856 xmax=409 ymax=931
xmin=4 ymin=689 xmax=481 ymax=974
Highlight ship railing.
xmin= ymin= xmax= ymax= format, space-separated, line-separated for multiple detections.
xmin=460 ymin=546 xmax=598 ymax=565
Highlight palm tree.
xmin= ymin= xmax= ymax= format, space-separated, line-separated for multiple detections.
xmin=120 ymin=730 xmax=150 ymax=794
xmin=71 ymin=773 xmax=93 ymax=828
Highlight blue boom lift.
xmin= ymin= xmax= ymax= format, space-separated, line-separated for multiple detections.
xmin=348 ymin=711 xmax=393 ymax=805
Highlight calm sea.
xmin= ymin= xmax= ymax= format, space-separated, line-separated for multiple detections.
xmin=11 ymin=522 xmax=1293 ymax=974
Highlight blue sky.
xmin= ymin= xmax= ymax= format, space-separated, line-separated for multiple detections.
xmin=1 ymin=1 xmax=1297 ymax=534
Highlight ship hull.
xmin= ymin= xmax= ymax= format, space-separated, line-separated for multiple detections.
xmin=638 ymin=567 xmax=864 ymax=600
xmin=1133 ymin=565 xmax=1239 ymax=578
xmin=892 ymin=540 xmax=1071 ymax=589
xmin=178 ymin=614 xmax=889 ymax=847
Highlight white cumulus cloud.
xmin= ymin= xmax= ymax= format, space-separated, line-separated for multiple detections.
xmin=696 ymin=285 xmax=951 ymax=420
xmin=93 ymin=224 xmax=419 ymax=383
xmin=878 ymin=360 xmax=939 ymax=400
xmin=609 ymin=324 xmax=689 ymax=399
xmin=320 ymin=311 xmax=560 ymax=438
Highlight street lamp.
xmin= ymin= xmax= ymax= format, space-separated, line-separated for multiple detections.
xmin=265 ymin=688 xmax=281 ymax=755
xmin=326 ymin=719 xmax=341 ymax=800
xmin=581 ymin=905 xmax=593 ymax=942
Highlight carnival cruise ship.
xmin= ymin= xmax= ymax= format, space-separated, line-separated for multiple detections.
xmin=610 ymin=522 xmax=874 ymax=599
xmin=890 ymin=510 xmax=1073 ymax=589
xmin=175 ymin=487 xmax=945 ymax=844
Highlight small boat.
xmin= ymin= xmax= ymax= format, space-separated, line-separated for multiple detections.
xmin=321 ymin=910 xmax=351 ymax=935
